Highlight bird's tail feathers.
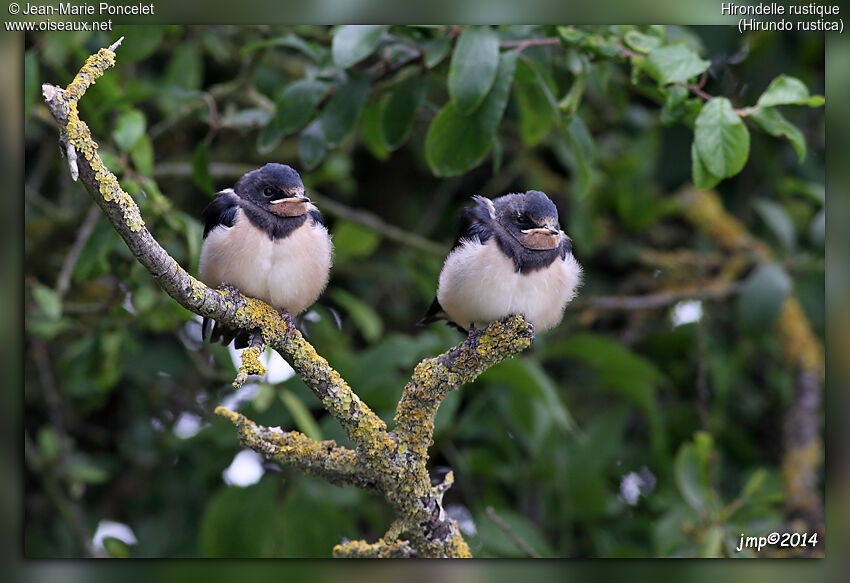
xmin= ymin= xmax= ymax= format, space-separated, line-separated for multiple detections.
xmin=417 ymin=297 xmax=447 ymax=327
xmin=203 ymin=317 xmax=249 ymax=348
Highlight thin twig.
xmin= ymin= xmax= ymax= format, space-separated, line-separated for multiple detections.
xmin=153 ymin=161 xmax=448 ymax=256
xmin=500 ymin=37 xmax=561 ymax=52
xmin=677 ymin=81 xmax=713 ymax=102
xmin=486 ymin=506 xmax=541 ymax=558
xmin=313 ymin=193 xmax=448 ymax=256
xmin=55 ymin=203 xmax=101 ymax=297
xmin=574 ymin=282 xmax=742 ymax=311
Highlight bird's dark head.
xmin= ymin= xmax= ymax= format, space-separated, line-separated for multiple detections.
xmin=495 ymin=190 xmax=562 ymax=251
xmin=235 ymin=163 xmax=311 ymax=217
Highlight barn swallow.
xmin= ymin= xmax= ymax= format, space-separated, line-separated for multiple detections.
xmin=419 ymin=191 xmax=582 ymax=333
xmin=198 ymin=163 xmax=333 ymax=347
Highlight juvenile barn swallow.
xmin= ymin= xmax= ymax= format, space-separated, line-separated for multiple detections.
xmin=419 ymin=191 xmax=582 ymax=333
xmin=198 ymin=163 xmax=333 ymax=347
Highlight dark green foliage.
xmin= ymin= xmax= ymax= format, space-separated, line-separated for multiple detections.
xmin=24 ymin=25 xmax=823 ymax=558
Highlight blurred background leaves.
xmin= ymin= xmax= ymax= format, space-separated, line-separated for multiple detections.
xmin=24 ymin=25 xmax=823 ymax=557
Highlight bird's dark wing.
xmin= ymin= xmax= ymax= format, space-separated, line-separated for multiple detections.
xmin=417 ymin=297 xmax=467 ymax=333
xmin=558 ymin=234 xmax=573 ymax=260
xmin=450 ymin=195 xmax=495 ymax=251
xmin=418 ymin=297 xmax=447 ymax=327
xmin=202 ymin=191 xmax=239 ymax=239
xmin=201 ymin=191 xmax=241 ymax=343
xmin=419 ymin=196 xmax=494 ymax=332
xmin=307 ymin=207 xmax=324 ymax=227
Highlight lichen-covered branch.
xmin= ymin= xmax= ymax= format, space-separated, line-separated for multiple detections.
xmin=43 ymin=41 xmax=537 ymax=558
xmin=232 ymin=333 xmax=267 ymax=389
xmin=215 ymin=407 xmax=379 ymax=491
xmin=333 ymin=538 xmax=418 ymax=558
xmin=677 ymin=187 xmax=824 ymax=539
xmin=41 ymin=42 xmax=389 ymax=461
xmin=393 ymin=316 xmax=534 ymax=469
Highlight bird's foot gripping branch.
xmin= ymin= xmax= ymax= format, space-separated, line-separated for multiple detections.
xmin=43 ymin=40 xmax=536 ymax=558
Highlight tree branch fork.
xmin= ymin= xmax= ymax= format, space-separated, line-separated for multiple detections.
xmin=42 ymin=41 xmax=536 ymax=558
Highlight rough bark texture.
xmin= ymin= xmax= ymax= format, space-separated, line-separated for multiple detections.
xmin=42 ymin=41 xmax=537 ymax=559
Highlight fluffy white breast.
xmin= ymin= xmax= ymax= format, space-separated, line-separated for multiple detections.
xmin=436 ymin=239 xmax=581 ymax=332
xmin=198 ymin=208 xmax=333 ymax=315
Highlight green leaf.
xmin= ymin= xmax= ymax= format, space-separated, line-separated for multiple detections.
xmin=130 ymin=135 xmax=154 ymax=177
xmin=298 ymin=120 xmax=328 ymax=170
xmin=659 ymin=84 xmax=689 ymax=125
xmin=159 ymin=44 xmax=203 ymax=114
xmin=448 ymin=26 xmax=500 ymax=113
xmin=753 ymin=198 xmax=796 ymax=251
xmin=426 ymin=52 xmax=517 ymax=176
xmin=112 ymin=26 xmax=164 ymax=63
xmin=279 ymin=390 xmax=323 ymax=441
xmin=738 ymin=468 xmax=768 ymax=502
xmin=694 ymin=97 xmax=750 ymax=179
xmin=674 ymin=431 xmax=717 ymax=515
xmin=646 ymin=44 xmax=710 ymax=85
xmin=380 ymin=76 xmax=427 ymax=150
xmin=68 ymin=457 xmax=109 ymax=484
xmin=251 ymin=384 xmax=275 ymax=413
xmin=476 ymin=508 xmax=555 ymax=558
xmin=699 ymin=525 xmax=725 ymax=558
xmin=737 ymin=262 xmax=792 ymax=332
xmin=514 ymin=58 xmax=558 ymax=146
xmin=544 ymin=332 xmax=666 ymax=456
xmin=200 ymin=478 xmax=278 ymax=557
xmin=220 ymin=108 xmax=271 ymax=129
xmin=112 ymin=109 xmax=146 ymax=152
xmin=556 ymin=26 xmax=586 ymax=46
xmin=691 ymin=141 xmax=721 ymax=189
xmin=191 ymin=142 xmax=214 ymax=195
xmin=756 ymin=74 xmax=825 ymax=108
xmin=242 ymin=33 xmax=326 ymax=63
xmin=750 ymin=106 xmax=806 ymax=163
xmin=491 ymin=136 xmax=503 ymax=173
xmin=259 ymin=79 xmax=329 ymax=153
xmin=482 ymin=358 xmax=579 ymax=446
xmin=103 ymin=537 xmax=131 ymax=558
xmin=623 ymin=30 xmax=661 ymax=54
xmin=424 ymin=35 xmax=452 ymax=68
xmin=329 ymin=288 xmax=383 ymax=342
xmin=276 ymin=481 xmax=358 ymax=557
xmin=581 ymin=35 xmax=621 ymax=59
xmin=359 ymin=99 xmax=390 ymax=161
xmin=332 ymin=220 xmax=381 ymax=260
xmin=558 ymin=72 xmax=586 ymax=118
xmin=32 ymin=284 xmax=62 ymax=320
xmin=565 ymin=116 xmax=595 ymax=197
xmin=73 ymin=218 xmax=116 ymax=283
xmin=25 ymin=51 xmax=38 ymax=122
xmin=332 ymin=25 xmax=388 ymax=68
xmin=36 ymin=426 xmax=61 ymax=462
xmin=319 ymin=71 xmax=371 ymax=145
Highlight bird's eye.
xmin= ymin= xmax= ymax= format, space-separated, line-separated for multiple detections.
xmin=263 ymin=187 xmax=275 ymax=197
xmin=517 ymin=215 xmax=532 ymax=226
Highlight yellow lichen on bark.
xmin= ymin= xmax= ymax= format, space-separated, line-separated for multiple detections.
xmin=62 ymin=47 xmax=145 ymax=233
xmin=776 ymin=298 xmax=823 ymax=376
xmin=678 ymin=188 xmax=771 ymax=258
